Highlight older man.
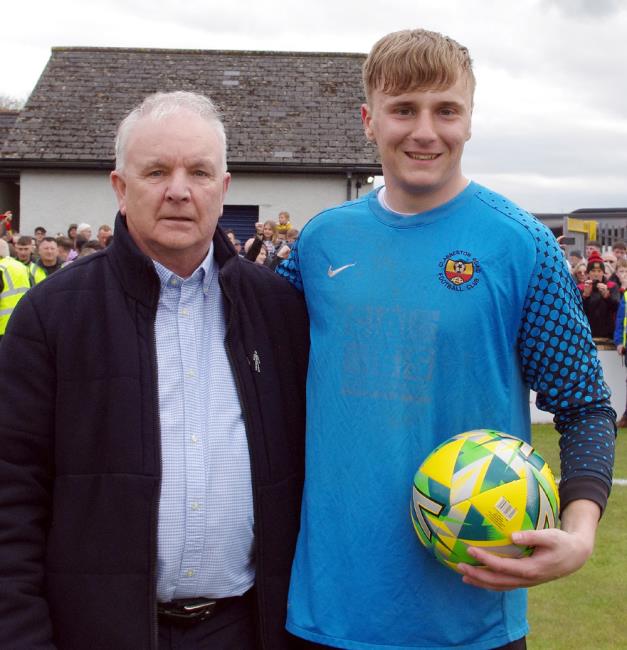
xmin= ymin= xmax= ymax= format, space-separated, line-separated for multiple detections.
xmin=0 ymin=91 xmax=309 ymax=650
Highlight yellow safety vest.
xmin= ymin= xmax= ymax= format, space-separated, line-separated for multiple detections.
xmin=29 ymin=261 xmax=48 ymax=285
xmin=0 ymin=256 xmax=31 ymax=335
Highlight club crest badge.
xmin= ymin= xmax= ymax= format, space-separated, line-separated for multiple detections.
xmin=438 ymin=250 xmax=481 ymax=292
xmin=445 ymin=259 xmax=474 ymax=285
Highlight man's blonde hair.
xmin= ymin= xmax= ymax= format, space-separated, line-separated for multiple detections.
xmin=362 ymin=29 xmax=475 ymax=102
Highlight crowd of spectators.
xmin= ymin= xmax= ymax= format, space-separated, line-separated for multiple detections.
xmin=566 ymin=239 xmax=627 ymax=427
xmin=1 ymin=213 xmax=625 ymax=423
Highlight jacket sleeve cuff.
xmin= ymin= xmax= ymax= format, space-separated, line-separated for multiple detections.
xmin=559 ymin=476 xmax=610 ymax=518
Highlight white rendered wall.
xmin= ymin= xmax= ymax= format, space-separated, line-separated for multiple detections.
xmin=20 ymin=170 xmax=117 ymax=237
xmin=19 ymin=169 xmax=374 ymax=236
xmin=225 ymin=172 xmax=374 ymax=230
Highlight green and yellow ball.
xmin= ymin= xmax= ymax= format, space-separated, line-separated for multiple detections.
xmin=411 ymin=429 xmax=560 ymax=573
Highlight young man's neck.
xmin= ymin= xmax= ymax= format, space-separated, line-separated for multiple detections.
xmin=383 ymin=176 xmax=470 ymax=215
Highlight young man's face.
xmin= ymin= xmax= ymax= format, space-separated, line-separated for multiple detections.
xmin=361 ymin=75 xmax=472 ymax=213
xmin=15 ymin=243 xmax=32 ymax=262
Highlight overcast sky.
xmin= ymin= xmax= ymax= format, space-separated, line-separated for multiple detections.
xmin=2 ymin=0 xmax=627 ymax=213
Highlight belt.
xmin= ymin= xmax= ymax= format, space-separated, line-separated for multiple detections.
xmin=157 ymin=590 xmax=251 ymax=625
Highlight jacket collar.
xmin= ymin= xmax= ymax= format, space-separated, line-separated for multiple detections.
xmin=107 ymin=212 xmax=239 ymax=308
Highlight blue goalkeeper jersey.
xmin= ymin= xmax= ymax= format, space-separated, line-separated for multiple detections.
xmin=278 ymin=182 xmax=615 ymax=650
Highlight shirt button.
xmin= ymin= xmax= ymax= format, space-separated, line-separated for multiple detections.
xmin=181 ymin=308 xmax=189 ymax=316
xmin=186 ymin=569 xmax=194 ymax=578
xmin=191 ymin=435 xmax=198 ymax=443
xmin=186 ymin=369 xmax=195 ymax=378
xmin=191 ymin=502 xmax=200 ymax=511
xmin=170 ymin=278 xmax=179 ymax=287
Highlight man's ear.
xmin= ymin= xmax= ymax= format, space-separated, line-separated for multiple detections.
xmin=110 ymin=170 xmax=127 ymax=215
xmin=361 ymin=104 xmax=376 ymax=142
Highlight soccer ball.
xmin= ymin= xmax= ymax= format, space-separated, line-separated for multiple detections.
xmin=411 ymin=429 xmax=559 ymax=572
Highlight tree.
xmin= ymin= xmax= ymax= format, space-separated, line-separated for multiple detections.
xmin=0 ymin=95 xmax=25 ymax=111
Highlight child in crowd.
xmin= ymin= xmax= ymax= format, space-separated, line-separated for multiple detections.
xmin=276 ymin=211 xmax=292 ymax=240
xmin=262 ymin=220 xmax=278 ymax=260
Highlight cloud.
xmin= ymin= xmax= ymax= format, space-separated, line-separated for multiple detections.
xmin=541 ymin=0 xmax=627 ymax=18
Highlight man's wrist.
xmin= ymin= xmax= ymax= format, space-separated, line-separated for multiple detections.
xmin=560 ymin=499 xmax=600 ymax=554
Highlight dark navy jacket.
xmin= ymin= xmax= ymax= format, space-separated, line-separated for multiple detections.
xmin=0 ymin=214 xmax=309 ymax=649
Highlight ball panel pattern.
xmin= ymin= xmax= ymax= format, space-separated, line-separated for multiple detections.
xmin=411 ymin=429 xmax=559 ymax=572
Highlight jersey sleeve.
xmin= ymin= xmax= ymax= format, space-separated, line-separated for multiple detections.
xmin=517 ymin=225 xmax=616 ymax=513
xmin=276 ymin=235 xmax=304 ymax=292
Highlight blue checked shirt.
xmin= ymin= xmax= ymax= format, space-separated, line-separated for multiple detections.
xmin=153 ymin=245 xmax=255 ymax=602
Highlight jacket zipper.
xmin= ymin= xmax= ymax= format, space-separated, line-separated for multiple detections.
xmin=149 ymin=314 xmax=161 ymax=650
xmin=220 ymin=276 xmax=267 ymax=650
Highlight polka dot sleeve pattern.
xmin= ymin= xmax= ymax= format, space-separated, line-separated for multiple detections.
xmin=517 ymin=218 xmax=616 ymax=508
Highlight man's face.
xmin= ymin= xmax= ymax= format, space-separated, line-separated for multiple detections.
xmin=111 ymin=111 xmax=230 ymax=276
xmin=38 ymin=241 xmax=58 ymax=265
xmin=361 ymin=75 xmax=472 ymax=212
xmin=586 ymin=244 xmax=600 ymax=258
xmin=15 ymin=243 xmax=32 ymax=262
xmin=614 ymin=247 xmax=626 ymax=260
xmin=97 ymin=228 xmax=110 ymax=246
xmin=34 ymin=230 xmax=45 ymax=243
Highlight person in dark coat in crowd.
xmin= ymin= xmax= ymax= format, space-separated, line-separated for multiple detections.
xmin=578 ymin=250 xmax=620 ymax=339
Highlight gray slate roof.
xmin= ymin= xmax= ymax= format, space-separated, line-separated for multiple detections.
xmin=0 ymin=111 xmax=19 ymax=150
xmin=1 ymin=47 xmax=380 ymax=172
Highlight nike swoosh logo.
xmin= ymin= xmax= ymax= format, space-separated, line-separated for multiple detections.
xmin=327 ymin=263 xmax=356 ymax=278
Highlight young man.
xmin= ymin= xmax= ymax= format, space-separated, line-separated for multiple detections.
xmin=279 ymin=29 xmax=615 ymax=650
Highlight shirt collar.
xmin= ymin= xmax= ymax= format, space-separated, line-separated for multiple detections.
xmin=152 ymin=243 xmax=216 ymax=293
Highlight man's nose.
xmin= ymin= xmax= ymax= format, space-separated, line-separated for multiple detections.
xmin=410 ymin=111 xmax=437 ymax=141
xmin=165 ymin=170 xmax=191 ymax=202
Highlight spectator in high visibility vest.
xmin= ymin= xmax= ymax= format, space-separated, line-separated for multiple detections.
xmin=29 ymin=237 xmax=63 ymax=284
xmin=614 ymin=259 xmax=627 ymax=428
xmin=0 ymin=240 xmax=30 ymax=341
xmin=14 ymin=235 xmax=36 ymax=268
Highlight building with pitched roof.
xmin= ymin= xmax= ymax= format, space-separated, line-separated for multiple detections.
xmin=0 ymin=47 xmax=380 ymax=238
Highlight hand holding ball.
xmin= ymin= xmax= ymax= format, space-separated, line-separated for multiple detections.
xmin=411 ymin=430 xmax=560 ymax=573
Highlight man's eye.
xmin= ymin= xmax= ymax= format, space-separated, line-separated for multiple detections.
xmin=148 ymin=170 xmax=163 ymax=177
xmin=395 ymin=107 xmax=413 ymax=116
xmin=439 ymin=108 xmax=456 ymax=117
xmin=193 ymin=170 xmax=209 ymax=177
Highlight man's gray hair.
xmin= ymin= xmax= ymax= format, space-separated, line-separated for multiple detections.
xmin=114 ymin=91 xmax=227 ymax=172
xmin=0 ymin=239 xmax=10 ymax=258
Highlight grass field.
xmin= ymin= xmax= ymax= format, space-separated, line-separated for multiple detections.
xmin=527 ymin=424 xmax=626 ymax=649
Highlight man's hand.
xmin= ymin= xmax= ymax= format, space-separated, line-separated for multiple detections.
xmin=596 ymin=282 xmax=609 ymax=298
xmin=617 ymin=344 xmax=625 ymax=356
xmin=457 ymin=499 xmax=600 ymax=591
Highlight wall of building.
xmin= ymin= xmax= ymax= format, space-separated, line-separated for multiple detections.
xmin=226 ymin=172 xmax=374 ymax=229
xmin=20 ymin=170 xmax=118 ymax=237
xmin=18 ymin=169 xmax=375 ymax=236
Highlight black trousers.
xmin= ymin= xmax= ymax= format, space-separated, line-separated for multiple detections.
xmin=293 ymin=637 xmax=526 ymax=650
xmin=158 ymin=591 xmax=257 ymax=650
